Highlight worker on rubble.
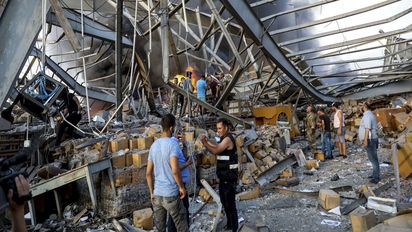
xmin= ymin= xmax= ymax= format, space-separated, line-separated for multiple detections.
xmin=305 ymin=106 xmax=317 ymax=151
xmin=207 ymin=74 xmax=220 ymax=105
xmin=181 ymin=71 xmax=194 ymax=117
xmin=55 ymin=91 xmax=82 ymax=147
xmin=146 ymin=114 xmax=188 ymax=232
xmin=200 ymin=118 xmax=238 ymax=232
xmin=317 ymin=108 xmax=332 ymax=159
xmin=167 ymin=128 xmax=192 ymax=232
xmin=196 ymin=75 xmax=207 ymax=115
xmin=358 ymin=101 xmax=380 ymax=184
xmin=170 ymin=77 xmax=180 ymax=115
xmin=332 ymin=102 xmax=346 ymax=158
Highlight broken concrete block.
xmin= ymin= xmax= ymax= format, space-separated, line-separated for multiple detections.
xmin=132 ymin=150 xmax=149 ymax=168
xmin=305 ymin=160 xmax=319 ymax=170
xmin=198 ymin=188 xmax=213 ymax=202
xmin=254 ymin=150 xmax=268 ymax=160
xmin=133 ymin=208 xmax=153 ymax=230
xmin=246 ymin=162 xmax=258 ymax=174
xmin=262 ymin=156 xmax=272 ymax=166
xmin=397 ymin=143 xmax=412 ymax=179
xmin=111 ymin=154 xmax=126 ymax=168
xmin=138 ymin=137 xmax=154 ymax=150
xmin=350 ymin=207 xmax=376 ymax=232
xmin=248 ymin=144 xmax=258 ymax=153
xmin=110 ymin=137 xmax=129 ymax=152
xmin=319 ymin=189 xmax=340 ymax=210
xmin=83 ymin=149 xmax=101 ymax=163
xmin=241 ymin=170 xmax=254 ymax=185
xmin=236 ymin=185 xmax=260 ymax=201
xmin=367 ymin=197 xmax=397 ymax=214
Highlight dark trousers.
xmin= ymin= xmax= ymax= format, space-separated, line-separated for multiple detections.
xmin=167 ymin=191 xmax=189 ymax=232
xmin=55 ymin=112 xmax=81 ymax=146
xmin=322 ymin=132 xmax=332 ymax=158
xmin=367 ymin=138 xmax=380 ymax=180
xmin=219 ymin=181 xmax=238 ymax=232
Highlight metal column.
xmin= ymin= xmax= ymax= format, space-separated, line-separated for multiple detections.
xmin=115 ymin=0 xmax=123 ymax=121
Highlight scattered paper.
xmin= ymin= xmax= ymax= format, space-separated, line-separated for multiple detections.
xmin=328 ymin=206 xmax=341 ymax=216
xmin=321 ymin=219 xmax=341 ymax=227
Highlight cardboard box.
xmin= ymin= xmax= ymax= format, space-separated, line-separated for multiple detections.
xmin=110 ymin=137 xmax=129 ymax=152
xmin=305 ymin=160 xmax=319 ymax=170
xmin=314 ymin=151 xmax=324 ymax=161
xmin=132 ymin=150 xmax=149 ymax=168
xmin=138 ymin=137 xmax=154 ymax=150
xmin=125 ymin=153 xmax=133 ymax=166
xmin=129 ymin=138 xmax=139 ymax=150
xmin=133 ymin=208 xmax=153 ymax=230
xmin=319 ymin=189 xmax=340 ymax=210
xmin=396 ymin=143 xmax=412 ymax=179
xmin=111 ymin=154 xmax=126 ymax=168
xmin=350 ymin=207 xmax=376 ymax=232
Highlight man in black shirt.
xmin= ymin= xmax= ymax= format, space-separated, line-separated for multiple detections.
xmin=317 ymin=108 xmax=333 ymax=159
xmin=200 ymin=118 xmax=238 ymax=232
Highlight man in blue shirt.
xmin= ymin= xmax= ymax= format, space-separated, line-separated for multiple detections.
xmin=146 ymin=114 xmax=188 ymax=232
xmin=196 ymin=75 xmax=207 ymax=115
xmin=167 ymin=132 xmax=193 ymax=232
xmin=358 ymin=101 xmax=380 ymax=184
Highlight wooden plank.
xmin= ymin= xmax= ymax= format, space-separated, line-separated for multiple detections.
xmin=30 ymin=165 xmax=87 ymax=196
xmin=49 ymin=0 xmax=81 ymax=52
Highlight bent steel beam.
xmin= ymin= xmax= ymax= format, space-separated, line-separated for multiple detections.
xmin=342 ymin=80 xmax=412 ymax=100
xmin=31 ymin=48 xmax=116 ymax=103
xmin=47 ymin=9 xmax=133 ymax=47
xmin=220 ymin=0 xmax=337 ymax=103
xmin=168 ymin=83 xmax=254 ymax=129
xmin=0 ymin=0 xmax=48 ymax=107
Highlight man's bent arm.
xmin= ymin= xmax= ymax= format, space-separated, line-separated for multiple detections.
xmin=170 ymin=156 xmax=185 ymax=190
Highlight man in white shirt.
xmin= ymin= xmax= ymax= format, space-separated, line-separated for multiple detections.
xmin=332 ymin=102 xmax=346 ymax=158
xmin=358 ymin=101 xmax=380 ymax=184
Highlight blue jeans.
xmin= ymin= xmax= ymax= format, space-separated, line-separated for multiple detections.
xmin=366 ymin=138 xmax=380 ymax=180
xmin=322 ymin=132 xmax=332 ymax=158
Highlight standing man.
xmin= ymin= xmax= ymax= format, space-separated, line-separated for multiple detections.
xmin=200 ymin=118 xmax=238 ymax=232
xmin=146 ymin=114 xmax=188 ymax=232
xmin=167 ymin=131 xmax=193 ymax=232
xmin=305 ymin=106 xmax=317 ymax=151
xmin=332 ymin=102 xmax=346 ymax=158
xmin=196 ymin=75 xmax=207 ymax=115
xmin=181 ymin=72 xmax=193 ymax=117
xmin=317 ymin=108 xmax=332 ymax=159
xmin=358 ymin=102 xmax=380 ymax=184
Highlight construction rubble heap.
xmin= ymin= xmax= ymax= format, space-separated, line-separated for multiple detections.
xmin=0 ymin=96 xmax=411 ymax=232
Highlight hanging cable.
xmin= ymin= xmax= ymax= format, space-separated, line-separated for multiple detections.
xmin=129 ymin=0 xmax=139 ymax=93
xmin=41 ymin=0 xmax=47 ymax=74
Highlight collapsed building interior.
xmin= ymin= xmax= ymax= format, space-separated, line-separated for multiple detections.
xmin=0 ymin=0 xmax=412 ymax=231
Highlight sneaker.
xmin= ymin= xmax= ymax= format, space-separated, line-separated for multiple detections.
xmin=369 ymin=179 xmax=380 ymax=184
xmin=367 ymin=175 xmax=373 ymax=179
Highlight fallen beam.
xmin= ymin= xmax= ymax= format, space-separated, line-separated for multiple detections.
xmin=167 ymin=83 xmax=254 ymax=129
xmin=256 ymin=154 xmax=297 ymax=186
